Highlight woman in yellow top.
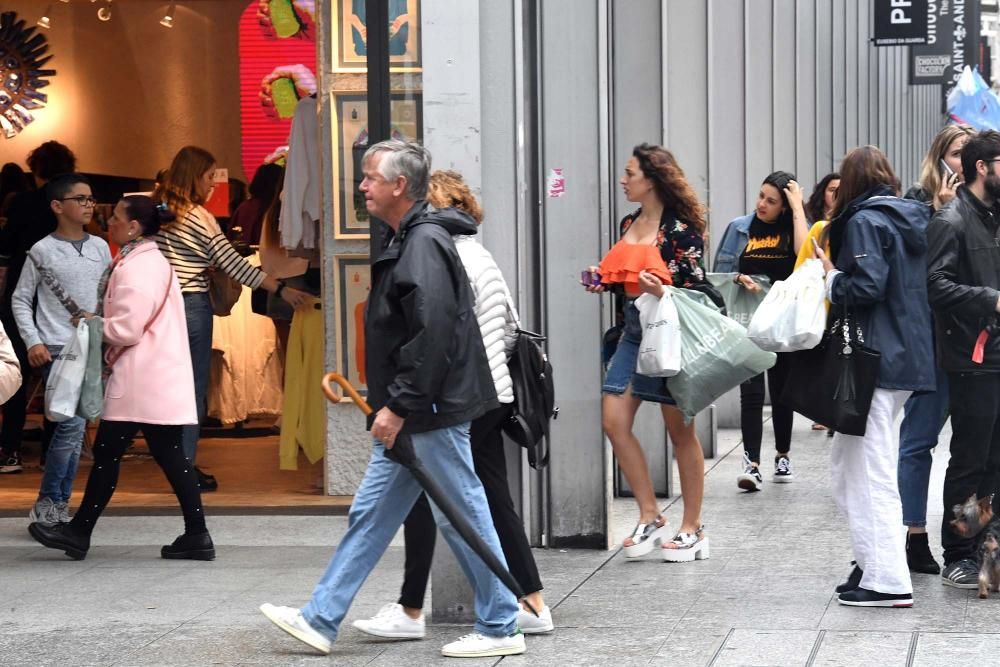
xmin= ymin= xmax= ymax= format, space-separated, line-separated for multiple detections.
xmin=796 ymin=173 xmax=840 ymax=436
xmin=795 ymin=172 xmax=840 ymax=271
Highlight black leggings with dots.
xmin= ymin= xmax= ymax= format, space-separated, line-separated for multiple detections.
xmin=70 ymin=421 xmax=207 ymax=536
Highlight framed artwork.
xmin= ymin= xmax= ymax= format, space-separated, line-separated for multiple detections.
xmin=335 ymin=0 xmax=421 ymax=71
xmin=334 ymin=255 xmax=371 ymax=399
xmin=333 ymin=92 xmax=423 ymax=239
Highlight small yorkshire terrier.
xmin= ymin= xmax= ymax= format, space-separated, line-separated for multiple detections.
xmin=978 ymin=519 xmax=1000 ymax=600
xmin=950 ymin=494 xmax=994 ymax=538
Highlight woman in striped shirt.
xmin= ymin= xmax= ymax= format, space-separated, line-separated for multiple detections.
xmin=154 ymin=146 xmax=310 ymax=490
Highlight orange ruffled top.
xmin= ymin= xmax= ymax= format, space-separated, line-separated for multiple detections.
xmin=597 ymin=240 xmax=673 ymax=296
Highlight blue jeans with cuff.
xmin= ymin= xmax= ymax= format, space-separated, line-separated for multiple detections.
xmin=302 ymin=422 xmax=519 ymax=642
xmin=897 ymin=365 xmax=949 ymax=528
xmin=38 ymin=345 xmax=87 ymax=503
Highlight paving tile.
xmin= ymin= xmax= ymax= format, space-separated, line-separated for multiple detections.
xmin=911 ymin=632 xmax=1000 ymax=666
xmin=711 ymin=628 xmax=818 ymax=667
xmin=652 ymin=625 xmax=731 ymax=665
xmin=810 ymin=631 xmax=912 ymax=667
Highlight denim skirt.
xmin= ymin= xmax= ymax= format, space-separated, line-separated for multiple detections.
xmin=602 ymin=300 xmax=676 ymax=404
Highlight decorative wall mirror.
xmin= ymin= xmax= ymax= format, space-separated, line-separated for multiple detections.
xmin=0 ymin=11 xmax=56 ymax=139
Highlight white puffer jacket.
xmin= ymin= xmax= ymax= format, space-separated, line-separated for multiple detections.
xmin=454 ymin=235 xmax=519 ymax=404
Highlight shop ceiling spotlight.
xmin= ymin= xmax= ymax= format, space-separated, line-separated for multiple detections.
xmin=97 ymin=0 xmax=112 ymax=22
xmin=37 ymin=6 xmax=52 ymax=29
xmin=160 ymin=3 xmax=175 ymax=28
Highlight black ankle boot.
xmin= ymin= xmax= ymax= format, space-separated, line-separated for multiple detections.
xmin=906 ymin=531 xmax=940 ymax=575
xmin=161 ymin=531 xmax=215 ymax=561
xmin=28 ymin=521 xmax=90 ymax=560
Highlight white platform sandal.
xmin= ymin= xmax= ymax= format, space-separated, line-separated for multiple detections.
xmin=661 ymin=526 xmax=709 ymax=562
xmin=622 ymin=515 xmax=669 ymax=559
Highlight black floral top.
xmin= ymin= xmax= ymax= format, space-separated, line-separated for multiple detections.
xmin=619 ymin=208 xmax=706 ymax=288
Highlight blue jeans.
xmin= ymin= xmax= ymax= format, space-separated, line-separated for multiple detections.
xmin=898 ymin=366 xmax=950 ymax=527
xmin=182 ymin=292 xmax=213 ymax=464
xmin=302 ymin=423 xmax=519 ymax=642
xmin=39 ymin=345 xmax=86 ymax=503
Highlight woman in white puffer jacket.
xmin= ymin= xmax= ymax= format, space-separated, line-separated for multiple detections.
xmin=352 ymin=171 xmax=554 ymax=640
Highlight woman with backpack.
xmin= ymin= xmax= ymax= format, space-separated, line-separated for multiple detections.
xmin=351 ymin=170 xmax=554 ymax=640
xmin=583 ymin=143 xmax=710 ymax=562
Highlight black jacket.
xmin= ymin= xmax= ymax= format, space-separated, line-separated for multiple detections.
xmin=926 ymin=186 xmax=1000 ymax=372
xmin=365 ymin=201 xmax=499 ymax=434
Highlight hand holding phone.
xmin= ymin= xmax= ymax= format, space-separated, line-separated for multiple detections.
xmin=940 ymin=159 xmax=955 ymax=178
xmin=580 ymin=269 xmax=601 ymax=286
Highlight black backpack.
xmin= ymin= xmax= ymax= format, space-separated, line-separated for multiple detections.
xmin=502 ymin=327 xmax=558 ymax=469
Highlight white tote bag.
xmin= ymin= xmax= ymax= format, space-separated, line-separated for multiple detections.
xmin=747 ymin=258 xmax=826 ymax=352
xmin=44 ymin=321 xmax=89 ymax=422
xmin=635 ymin=291 xmax=682 ymax=377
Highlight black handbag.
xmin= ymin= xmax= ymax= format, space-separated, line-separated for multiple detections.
xmin=779 ymin=307 xmax=881 ymax=437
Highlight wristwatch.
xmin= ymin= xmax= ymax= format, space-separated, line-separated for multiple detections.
xmin=733 ymin=273 xmax=743 ymax=285
xmin=275 ymin=280 xmax=287 ymax=298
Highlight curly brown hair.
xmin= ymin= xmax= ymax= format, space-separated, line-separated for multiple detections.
xmin=427 ymin=169 xmax=483 ymax=223
xmin=632 ymin=144 xmax=706 ymax=233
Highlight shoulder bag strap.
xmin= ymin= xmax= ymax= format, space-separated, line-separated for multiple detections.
xmin=27 ymin=251 xmax=82 ymax=318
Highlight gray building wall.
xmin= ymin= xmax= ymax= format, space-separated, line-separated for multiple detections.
xmin=317 ymin=0 xmax=945 ymax=545
xmin=661 ymin=0 xmax=941 ymax=259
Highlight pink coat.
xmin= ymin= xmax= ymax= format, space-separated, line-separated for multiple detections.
xmin=101 ymin=242 xmax=197 ymax=425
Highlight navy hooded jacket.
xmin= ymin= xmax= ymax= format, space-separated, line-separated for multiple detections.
xmin=828 ymin=187 xmax=935 ymax=392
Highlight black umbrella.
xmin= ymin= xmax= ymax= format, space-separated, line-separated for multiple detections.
xmin=322 ymin=373 xmax=538 ymax=617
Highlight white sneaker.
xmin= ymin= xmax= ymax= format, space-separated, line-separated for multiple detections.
xmin=259 ymin=603 xmax=332 ymax=655
xmin=517 ymin=604 xmax=554 ymax=634
xmin=352 ymin=602 xmax=426 ymax=639
xmin=441 ymin=632 xmax=526 ymax=658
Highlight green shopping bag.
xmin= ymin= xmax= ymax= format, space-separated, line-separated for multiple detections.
xmin=666 ymin=286 xmax=776 ymax=421
xmin=706 ymin=273 xmax=771 ymax=328
xmin=77 ymin=318 xmax=104 ymax=421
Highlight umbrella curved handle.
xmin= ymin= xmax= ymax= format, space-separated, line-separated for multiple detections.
xmin=322 ymin=372 xmax=373 ymax=416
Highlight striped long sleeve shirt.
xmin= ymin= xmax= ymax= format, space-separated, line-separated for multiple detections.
xmin=155 ymin=205 xmax=265 ymax=293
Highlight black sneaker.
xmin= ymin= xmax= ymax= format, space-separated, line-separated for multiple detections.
xmin=161 ymin=531 xmax=216 ymax=560
xmin=838 ymin=587 xmax=913 ymax=607
xmin=835 ymin=562 xmax=863 ymax=593
xmin=941 ymin=558 xmax=978 ymax=589
xmin=736 ymin=452 xmax=763 ymax=491
xmin=0 ymin=451 xmax=23 ymax=474
xmin=773 ymin=455 xmax=793 ymax=483
xmin=906 ymin=532 xmax=941 ymax=575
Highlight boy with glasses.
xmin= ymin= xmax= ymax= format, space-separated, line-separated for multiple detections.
xmin=927 ymin=130 xmax=1000 ymax=588
xmin=12 ymin=173 xmax=111 ymax=526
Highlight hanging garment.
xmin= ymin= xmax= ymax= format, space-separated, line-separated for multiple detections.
xmin=279 ymin=305 xmax=325 ymax=469
xmin=208 ymin=253 xmax=284 ymax=424
xmin=279 ymin=96 xmax=320 ymax=251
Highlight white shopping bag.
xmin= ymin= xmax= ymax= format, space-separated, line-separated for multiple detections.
xmin=635 ymin=291 xmax=682 ymax=377
xmin=44 ymin=321 xmax=89 ymax=422
xmin=747 ymin=258 xmax=826 ymax=352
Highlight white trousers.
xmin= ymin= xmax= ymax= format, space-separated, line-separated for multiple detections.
xmin=830 ymin=387 xmax=912 ymax=595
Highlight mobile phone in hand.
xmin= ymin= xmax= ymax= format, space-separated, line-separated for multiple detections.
xmin=580 ymin=269 xmax=601 ymax=286
xmin=940 ymin=159 xmax=955 ymax=178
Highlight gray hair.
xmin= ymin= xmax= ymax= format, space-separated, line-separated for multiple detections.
xmin=362 ymin=139 xmax=432 ymax=201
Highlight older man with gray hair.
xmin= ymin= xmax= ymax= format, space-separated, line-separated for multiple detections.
xmin=260 ymin=140 xmax=525 ymax=658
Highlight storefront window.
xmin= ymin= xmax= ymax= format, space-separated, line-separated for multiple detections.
xmin=329 ymin=0 xmax=422 ymax=399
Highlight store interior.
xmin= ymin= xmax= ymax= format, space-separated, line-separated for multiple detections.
xmin=0 ymin=0 xmax=341 ymax=512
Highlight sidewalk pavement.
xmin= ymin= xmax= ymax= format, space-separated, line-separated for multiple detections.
xmin=1 ymin=414 xmax=995 ymax=666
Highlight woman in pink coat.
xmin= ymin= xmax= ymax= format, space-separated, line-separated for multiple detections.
xmin=28 ymin=195 xmax=213 ymax=561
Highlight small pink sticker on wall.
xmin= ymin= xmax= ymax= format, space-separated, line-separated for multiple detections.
xmin=547 ymin=168 xmax=565 ymax=198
